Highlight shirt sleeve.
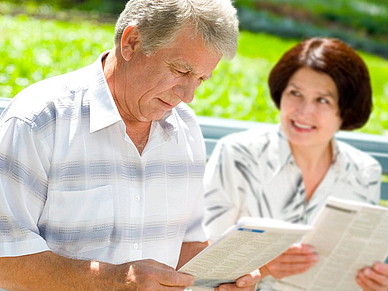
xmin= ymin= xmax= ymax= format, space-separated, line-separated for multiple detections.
xmin=364 ymin=159 xmax=382 ymax=205
xmin=203 ymin=137 xmax=243 ymax=242
xmin=182 ymin=182 xmax=208 ymax=243
xmin=181 ymin=112 xmax=208 ymax=243
xmin=0 ymin=117 xmax=50 ymax=256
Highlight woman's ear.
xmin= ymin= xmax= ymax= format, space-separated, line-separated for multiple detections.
xmin=121 ymin=25 xmax=141 ymax=61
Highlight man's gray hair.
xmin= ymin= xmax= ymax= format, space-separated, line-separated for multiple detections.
xmin=114 ymin=0 xmax=239 ymax=59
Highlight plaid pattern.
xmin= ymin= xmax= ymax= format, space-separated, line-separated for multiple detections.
xmin=0 ymin=52 xmax=207 ymax=267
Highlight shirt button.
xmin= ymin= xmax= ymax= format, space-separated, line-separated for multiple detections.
xmin=134 ymin=195 xmax=140 ymax=202
xmin=133 ymin=243 xmax=139 ymax=250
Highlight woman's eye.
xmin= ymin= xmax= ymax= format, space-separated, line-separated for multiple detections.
xmin=318 ymin=98 xmax=329 ymax=104
xmin=290 ymin=90 xmax=301 ymax=97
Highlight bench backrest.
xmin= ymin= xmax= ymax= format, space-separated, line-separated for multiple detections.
xmin=0 ymin=98 xmax=386 ymax=203
xmin=197 ymin=116 xmax=388 ymax=204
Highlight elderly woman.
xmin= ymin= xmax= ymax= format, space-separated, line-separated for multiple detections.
xmin=204 ymin=37 xmax=388 ymax=291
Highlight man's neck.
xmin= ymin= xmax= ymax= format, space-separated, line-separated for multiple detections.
xmin=125 ymin=119 xmax=152 ymax=155
xmin=102 ymin=48 xmax=152 ymax=155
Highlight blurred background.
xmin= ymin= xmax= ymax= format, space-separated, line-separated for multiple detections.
xmin=1 ymin=0 xmax=388 ymax=135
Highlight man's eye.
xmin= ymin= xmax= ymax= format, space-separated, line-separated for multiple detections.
xmin=175 ymin=69 xmax=190 ymax=76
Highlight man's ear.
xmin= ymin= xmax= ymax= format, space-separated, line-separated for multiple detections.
xmin=121 ymin=25 xmax=141 ymax=61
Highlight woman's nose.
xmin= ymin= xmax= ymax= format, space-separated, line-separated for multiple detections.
xmin=298 ymin=100 xmax=314 ymax=116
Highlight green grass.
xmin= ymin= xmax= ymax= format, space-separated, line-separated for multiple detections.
xmin=1 ymin=14 xmax=388 ymax=136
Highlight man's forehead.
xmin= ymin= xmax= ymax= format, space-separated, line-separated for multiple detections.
xmin=168 ymin=29 xmax=220 ymax=61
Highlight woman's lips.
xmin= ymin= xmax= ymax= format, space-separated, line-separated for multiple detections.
xmin=292 ymin=120 xmax=314 ymax=131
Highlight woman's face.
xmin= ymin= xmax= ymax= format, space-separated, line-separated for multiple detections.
xmin=280 ymin=66 xmax=342 ymax=151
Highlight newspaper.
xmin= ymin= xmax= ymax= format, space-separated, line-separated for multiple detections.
xmin=275 ymin=197 xmax=388 ymax=291
xmin=178 ymin=217 xmax=312 ymax=290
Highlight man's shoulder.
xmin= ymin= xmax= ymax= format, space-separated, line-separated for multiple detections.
xmin=17 ymin=65 xmax=91 ymax=102
xmin=3 ymin=65 xmax=93 ymax=124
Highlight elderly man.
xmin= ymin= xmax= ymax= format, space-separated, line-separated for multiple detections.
xmin=0 ymin=0 xmax=261 ymax=290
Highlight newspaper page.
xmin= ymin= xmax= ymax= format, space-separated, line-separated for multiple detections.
xmin=275 ymin=197 xmax=388 ymax=291
xmin=179 ymin=217 xmax=312 ymax=290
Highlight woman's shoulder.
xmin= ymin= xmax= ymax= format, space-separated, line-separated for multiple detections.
xmin=219 ymin=126 xmax=279 ymax=150
xmin=336 ymin=139 xmax=382 ymax=175
xmin=213 ymin=126 xmax=285 ymax=166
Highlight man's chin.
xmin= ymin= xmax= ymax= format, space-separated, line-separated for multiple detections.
xmin=139 ymin=110 xmax=172 ymax=122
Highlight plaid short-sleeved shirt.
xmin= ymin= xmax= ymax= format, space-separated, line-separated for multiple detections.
xmin=0 ymin=52 xmax=207 ymax=267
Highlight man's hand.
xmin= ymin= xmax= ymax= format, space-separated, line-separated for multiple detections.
xmin=259 ymin=244 xmax=319 ymax=280
xmin=214 ymin=268 xmax=262 ymax=291
xmin=356 ymin=262 xmax=388 ymax=291
xmin=119 ymin=259 xmax=194 ymax=290
xmin=95 ymin=258 xmax=195 ymax=290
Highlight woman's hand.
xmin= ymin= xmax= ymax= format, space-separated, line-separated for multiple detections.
xmin=356 ymin=262 xmax=388 ymax=291
xmin=260 ymin=244 xmax=319 ymax=280
xmin=215 ymin=268 xmax=261 ymax=291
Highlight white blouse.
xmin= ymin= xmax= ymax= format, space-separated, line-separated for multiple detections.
xmin=203 ymin=126 xmax=381 ymax=290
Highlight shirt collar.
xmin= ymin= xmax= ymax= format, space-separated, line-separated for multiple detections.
xmin=88 ymin=51 xmax=180 ymax=139
xmin=277 ymin=125 xmax=294 ymax=169
xmin=331 ymin=137 xmax=340 ymax=163
xmin=158 ymin=108 xmax=179 ymax=141
xmin=89 ymin=51 xmax=123 ymax=134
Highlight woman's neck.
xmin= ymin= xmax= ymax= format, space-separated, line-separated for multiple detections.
xmin=290 ymin=141 xmax=333 ymax=202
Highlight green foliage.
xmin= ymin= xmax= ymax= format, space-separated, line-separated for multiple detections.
xmin=193 ymin=31 xmax=388 ymax=136
xmin=0 ymin=14 xmax=113 ymax=98
xmin=236 ymin=0 xmax=388 ymax=37
xmin=1 ymin=0 xmax=127 ymax=14
xmin=235 ymin=5 xmax=388 ymax=59
xmin=1 ymin=14 xmax=388 ymax=136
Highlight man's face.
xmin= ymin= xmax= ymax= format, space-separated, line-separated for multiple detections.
xmin=116 ymin=28 xmax=222 ymax=123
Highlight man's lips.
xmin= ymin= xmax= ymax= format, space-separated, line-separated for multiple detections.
xmin=158 ymin=98 xmax=175 ymax=109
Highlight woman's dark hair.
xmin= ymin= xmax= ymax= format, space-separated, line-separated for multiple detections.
xmin=268 ymin=37 xmax=372 ymax=130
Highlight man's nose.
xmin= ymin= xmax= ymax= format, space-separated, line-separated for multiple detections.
xmin=173 ymin=78 xmax=201 ymax=104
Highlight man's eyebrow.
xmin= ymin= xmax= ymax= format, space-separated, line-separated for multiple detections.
xmin=169 ymin=61 xmax=195 ymax=72
xmin=170 ymin=61 xmax=213 ymax=80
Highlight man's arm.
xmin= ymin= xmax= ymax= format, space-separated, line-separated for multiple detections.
xmin=178 ymin=242 xmax=262 ymax=291
xmin=0 ymin=251 xmax=195 ymax=291
xmin=176 ymin=241 xmax=210 ymax=270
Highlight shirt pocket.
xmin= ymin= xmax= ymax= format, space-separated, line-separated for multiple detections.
xmin=40 ymin=185 xmax=114 ymax=254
